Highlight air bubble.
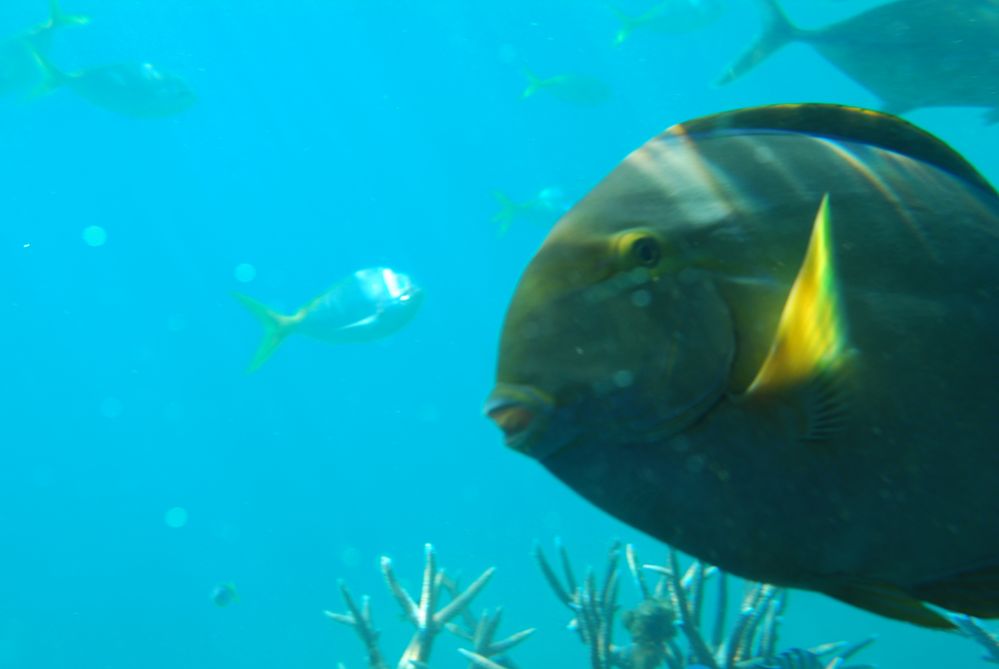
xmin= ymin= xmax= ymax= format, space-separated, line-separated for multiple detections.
xmin=234 ymin=263 xmax=256 ymax=283
xmin=82 ymin=226 xmax=107 ymax=247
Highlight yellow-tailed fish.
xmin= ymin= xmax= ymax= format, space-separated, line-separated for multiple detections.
xmin=609 ymin=0 xmax=726 ymax=46
xmin=521 ymin=68 xmax=611 ymax=107
xmin=486 ymin=104 xmax=999 ymax=629
xmin=491 ymin=187 xmax=569 ymax=237
xmin=721 ymin=0 xmax=999 ymax=122
xmin=34 ymin=55 xmax=196 ymax=118
xmin=235 ymin=267 xmax=422 ymax=371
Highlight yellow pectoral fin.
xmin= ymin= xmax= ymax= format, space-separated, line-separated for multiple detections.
xmin=744 ymin=194 xmax=853 ymax=439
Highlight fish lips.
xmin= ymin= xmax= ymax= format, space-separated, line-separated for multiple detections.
xmin=484 ymin=383 xmax=573 ymax=460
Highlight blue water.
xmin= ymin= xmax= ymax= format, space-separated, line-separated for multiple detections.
xmin=1 ymin=0 xmax=994 ymax=666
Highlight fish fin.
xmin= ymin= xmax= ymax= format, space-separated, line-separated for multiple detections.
xmin=47 ymin=0 xmax=90 ymax=28
xmin=491 ymin=190 xmax=519 ymax=237
xmin=878 ymin=98 xmax=913 ymax=118
xmin=742 ymin=195 xmax=853 ymax=441
xmin=606 ymin=4 xmax=636 ymax=45
xmin=25 ymin=47 xmax=71 ymax=98
xmin=913 ymin=562 xmax=999 ymax=619
xmin=717 ymin=0 xmax=800 ymax=85
xmin=822 ymin=578 xmax=957 ymax=629
xmin=669 ymin=104 xmax=997 ymax=196
xmin=233 ymin=292 xmax=294 ymax=372
xmin=521 ymin=68 xmax=544 ymax=99
xmin=339 ymin=311 xmax=382 ymax=331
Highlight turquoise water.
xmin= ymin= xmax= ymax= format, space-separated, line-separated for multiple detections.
xmin=1 ymin=0 xmax=995 ymax=666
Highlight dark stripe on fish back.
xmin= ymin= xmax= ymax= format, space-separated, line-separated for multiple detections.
xmin=669 ymin=104 xmax=997 ymax=197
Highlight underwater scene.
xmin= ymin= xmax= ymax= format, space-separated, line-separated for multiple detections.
xmin=3 ymin=0 xmax=999 ymax=667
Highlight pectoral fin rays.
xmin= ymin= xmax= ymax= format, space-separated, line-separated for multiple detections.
xmin=743 ymin=194 xmax=853 ymax=440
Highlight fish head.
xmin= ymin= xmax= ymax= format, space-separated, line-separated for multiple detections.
xmin=379 ymin=267 xmax=423 ymax=308
xmin=150 ymin=67 xmax=197 ymax=114
xmin=486 ymin=169 xmax=736 ymax=461
xmin=127 ymin=62 xmax=197 ymax=116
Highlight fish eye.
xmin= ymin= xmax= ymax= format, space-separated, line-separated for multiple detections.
xmin=629 ymin=236 xmax=661 ymax=267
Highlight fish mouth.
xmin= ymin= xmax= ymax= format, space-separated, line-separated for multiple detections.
xmin=483 ymin=384 xmax=555 ymax=455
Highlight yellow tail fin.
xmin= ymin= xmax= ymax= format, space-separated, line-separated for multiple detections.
xmin=521 ymin=67 xmax=544 ymax=99
xmin=233 ymin=293 xmax=293 ymax=372
xmin=48 ymin=0 xmax=91 ymax=28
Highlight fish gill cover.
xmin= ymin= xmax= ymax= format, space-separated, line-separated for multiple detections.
xmin=2 ymin=1 xmax=998 ymax=668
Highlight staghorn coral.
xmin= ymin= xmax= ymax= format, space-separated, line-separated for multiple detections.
xmin=325 ymin=543 xmax=533 ymax=669
xmin=327 ymin=541 xmax=877 ymax=669
xmin=951 ymin=614 xmax=999 ymax=664
xmin=533 ymin=540 xmax=876 ymax=669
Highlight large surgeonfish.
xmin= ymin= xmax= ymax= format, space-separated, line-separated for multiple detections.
xmin=235 ymin=267 xmax=423 ymax=371
xmin=720 ymin=0 xmax=999 ymax=121
xmin=485 ymin=104 xmax=999 ymax=628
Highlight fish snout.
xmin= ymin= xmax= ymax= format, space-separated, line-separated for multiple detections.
xmin=484 ymin=384 xmax=555 ymax=455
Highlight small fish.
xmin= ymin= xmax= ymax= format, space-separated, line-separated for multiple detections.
xmin=491 ymin=187 xmax=569 ymax=237
xmin=0 ymin=0 xmax=88 ymax=99
xmin=36 ymin=57 xmax=196 ymax=118
xmin=609 ymin=0 xmax=726 ymax=45
xmin=487 ymin=104 xmax=999 ymax=629
xmin=235 ymin=267 xmax=423 ymax=371
xmin=720 ymin=0 xmax=999 ymax=121
xmin=521 ymin=68 xmax=611 ymax=107
xmin=211 ymin=583 xmax=238 ymax=607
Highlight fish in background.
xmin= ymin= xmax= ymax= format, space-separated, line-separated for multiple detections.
xmin=0 ymin=0 xmax=88 ymax=98
xmin=608 ymin=0 xmax=726 ymax=45
xmin=210 ymin=583 xmax=238 ymax=607
xmin=521 ymin=68 xmax=612 ymax=106
xmin=486 ymin=104 xmax=999 ymax=628
xmin=234 ymin=267 xmax=423 ymax=372
xmin=491 ymin=187 xmax=569 ymax=237
xmin=720 ymin=0 xmax=999 ymax=121
xmin=34 ymin=55 xmax=196 ymax=118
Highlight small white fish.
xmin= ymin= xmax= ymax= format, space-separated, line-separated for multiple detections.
xmin=609 ymin=0 xmax=726 ymax=45
xmin=35 ymin=58 xmax=196 ymax=118
xmin=521 ymin=69 xmax=612 ymax=106
xmin=491 ymin=186 xmax=569 ymax=237
xmin=235 ymin=267 xmax=423 ymax=371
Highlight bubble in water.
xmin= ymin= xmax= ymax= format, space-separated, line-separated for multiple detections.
xmin=498 ymin=43 xmax=518 ymax=65
xmin=340 ymin=545 xmax=361 ymax=569
xmin=234 ymin=263 xmax=256 ymax=283
xmin=164 ymin=506 xmax=188 ymax=528
xmin=82 ymin=226 xmax=107 ymax=247
xmin=612 ymin=369 xmax=634 ymax=388
xmin=100 ymin=397 xmax=123 ymax=419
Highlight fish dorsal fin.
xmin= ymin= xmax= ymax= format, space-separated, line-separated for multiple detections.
xmin=671 ymin=104 xmax=997 ymax=196
xmin=743 ymin=195 xmax=853 ymax=440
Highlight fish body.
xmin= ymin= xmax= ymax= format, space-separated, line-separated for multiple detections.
xmin=521 ymin=69 xmax=612 ymax=107
xmin=492 ymin=187 xmax=569 ymax=236
xmin=235 ymin=267 xmax=423 ymax=371
xmin=211 ymin=582 xmax=238 ymax=607
xmin=486 ymin=104 xmax=999 ymax=628
xmin=611 ymin=0 xmax=726 ymax=45
xmin=721 ymin=0 xmax=999 ymax=119
xmin=48 ymin=61 xmax=196 ymax=118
